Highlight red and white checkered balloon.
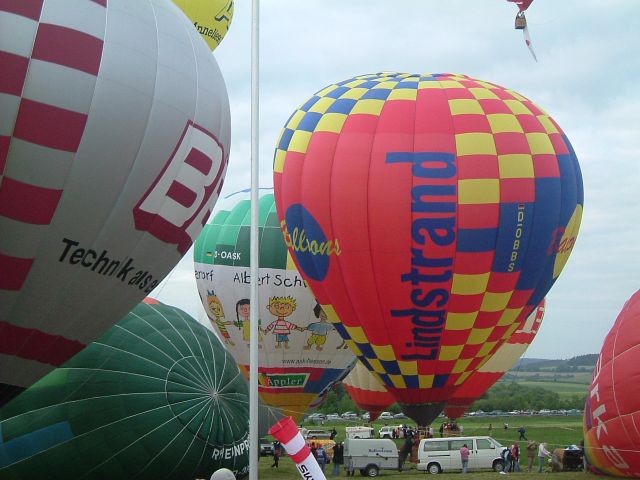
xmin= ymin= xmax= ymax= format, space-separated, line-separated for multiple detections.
xmin=0 ymin=0 xmax=230 ymax=404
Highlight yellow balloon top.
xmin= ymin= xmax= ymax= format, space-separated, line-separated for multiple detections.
xmin=173 ymin=0 xmax=234 ymax=51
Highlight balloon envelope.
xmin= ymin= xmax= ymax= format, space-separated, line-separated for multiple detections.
xmin=0 ymin=301 xmax=249 ymax=480
xmin=584 ymin=290 xmax=640 ymax=477
xmin=343 ymin=361 xmax=395 ymax=422
xmin=0 ymin=0 xmax=230 ymax=404
xmin=444 ymin=299 xmax=545 ymax=419
xmin=274 ymin=72 xmax=583 ymax=425
xmin=173 ymin=0 xmax=234 ymax=51
xmin=194 ymin=191 xmax=355 ymax=421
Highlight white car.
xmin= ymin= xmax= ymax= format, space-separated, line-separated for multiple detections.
xmin=378 ymin=412 xmax=394 ymax=420
xmin=326 ymin=414 xmax=341 ymax=421
xmin=379 ymin=426 xmax=404 ymax=439
xmin=301 ymin=428 xmax=333 ymax=439
xmin=341 ymin=411 xmax=359 ymax=420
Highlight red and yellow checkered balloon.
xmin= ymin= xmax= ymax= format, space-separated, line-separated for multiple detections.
xmin=444 ymin=298 xmax=546 ymax=419
xmin=273 ymin=72 xmax=583 ymax=425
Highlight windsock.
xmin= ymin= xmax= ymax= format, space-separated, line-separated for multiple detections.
xmin=269 ymin=416 xmax=327 ymax=480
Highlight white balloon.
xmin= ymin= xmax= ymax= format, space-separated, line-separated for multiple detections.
xmin=0 ymin=0 xmax=230 ymax=401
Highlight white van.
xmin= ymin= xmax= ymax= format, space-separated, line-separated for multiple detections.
xmin=343 ymin=438 xmax=398 ymax=477
xmin=345 ymin=426 xmax=375 ymax=439
xmin=417 ymin=436 xmax=504 ymax=474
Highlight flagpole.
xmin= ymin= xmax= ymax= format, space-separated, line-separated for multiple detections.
xmin=249 ymin=0 xmax=260 ymax=479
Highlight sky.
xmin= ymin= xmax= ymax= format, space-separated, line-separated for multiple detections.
xmin=152 ymin=0 xmax=640 ymax=360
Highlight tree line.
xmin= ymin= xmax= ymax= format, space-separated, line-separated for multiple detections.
xmin=317 ymin=381 xmax=586 ymax=416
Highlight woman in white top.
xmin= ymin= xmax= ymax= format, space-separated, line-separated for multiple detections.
xmin=538 ymin=442 xmax=551 ymax=473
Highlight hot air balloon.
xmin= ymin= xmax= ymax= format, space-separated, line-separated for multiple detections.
xmin=444 ymin=299 xmax=545 ymax=419
xmin=584 ymin=290 xmax=640 ymax=477
xmin=0 ymin=0 xmax=230 ymax=405
xmin=508 ymin=0 xmax=537 ymax=61
xmin=173 ymin=0 xmax=234 ymax=51
xmin=343 ymin=361 xmax=396 ymax=422
xmin=194 ymin=191 xmax=355 ymax=421
xmin=273 ymin=72 xmax=583 ymax=425
xmin=0 ymin=301 xmax=249 ymax=480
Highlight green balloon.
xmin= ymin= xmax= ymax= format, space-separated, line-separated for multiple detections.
xmin=0 ymin=301 xmax=249 ymax=479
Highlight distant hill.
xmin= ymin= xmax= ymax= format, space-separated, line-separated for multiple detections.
xmin=512 ymin=354 xmax=598 ymax=372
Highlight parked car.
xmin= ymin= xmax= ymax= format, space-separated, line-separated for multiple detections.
xmin=306 ymin=413 xmax=327 ymax=423
xmin=379 ymin=425 xmax=404 ymax=439
xmin=341 ymin=411 xmax=359 ymax=420
xmin=393 ymin=412 xmax=408 ymax=419
xmin=378 ymin=411 xmax=394 ymax=420
xmin=302 ymin=428 xmax=333 ymax=440
xmin=361 ymin=412 xmax=371 ymax=421
xmin=326 ymin=413 xmax=341 ymax=421
xmin=259 ymin=438 xmax=274 ymax=457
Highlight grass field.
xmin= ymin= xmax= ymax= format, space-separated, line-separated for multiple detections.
xmin=255 ymin=415 xmax=610 ymax=479
xmin=258 ymin=456 xmax=599 ymax=479
xmin=505 ymin=372 xmax=593 ymax=385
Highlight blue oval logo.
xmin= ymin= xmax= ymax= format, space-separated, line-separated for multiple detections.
xmin=282 ymin=204 xmax=340 ymax=282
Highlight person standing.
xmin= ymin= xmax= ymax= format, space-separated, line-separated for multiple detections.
xmin=332 ymin=442 xmax=344 ymax=476
xmin=512 ymin=443 xmax=521 ymax=472
xmin=317 ymin=445 xmax=328 ymax=473
xmin=538 ymin=442 xmax=551 ymax=473
xmin=526 ymin=441 xmax=538 ymax=472
xmin=271 ymin=441 xmax=281 ymax=468
xmin=460 ymin=443 xmax=470 ymax=474
xmin=500 ymin=447 xmax=512 ymax=474
xmin=398 ymin=435 xmax=413 ymax=471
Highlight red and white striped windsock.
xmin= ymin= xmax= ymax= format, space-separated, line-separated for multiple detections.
xmin=269 ymin=416 xmax=327 ymax=480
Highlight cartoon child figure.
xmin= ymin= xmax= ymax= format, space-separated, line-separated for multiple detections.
xmin=304 ymin=303 xmax=335 ymax=352
xmin=263 ymin=296 xmax=302 ymax=349
xmin=236 ymin=298 xmax=263 ymax=348
xmin=207 ymin=291 xmax=234 ymax=346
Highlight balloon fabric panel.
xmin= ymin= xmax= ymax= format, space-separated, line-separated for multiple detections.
xmin=172 ymin=0 xmax=234 ymax=51
xmin=343 ymin=362 xmax=395 ymax=421
xmin=0 ymin=0 xmax=230 ymax=403
xmin=0 ymin=301 xmax=250 ymax=479
xmin=444 ymin=299 xmax=545 ymax=419
xmin=584 ymin=290 xmax=640 ymax=477
xmin=194 ymin=192 xmax=355 ymax=421
xmin=274 ymin=73 xmax=582 ymax=424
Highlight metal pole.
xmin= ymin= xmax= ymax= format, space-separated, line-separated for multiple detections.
xmin=249 ymin=0 xmax=260 ymax=479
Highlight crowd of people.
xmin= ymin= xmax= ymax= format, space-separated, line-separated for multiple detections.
xmin=457 ymin=438 xmax=585 ymax=475
xmin=439 ymin=421 xmax=464 ymax=436
xmin=270 ymin=421 xmax=586 ymax=476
